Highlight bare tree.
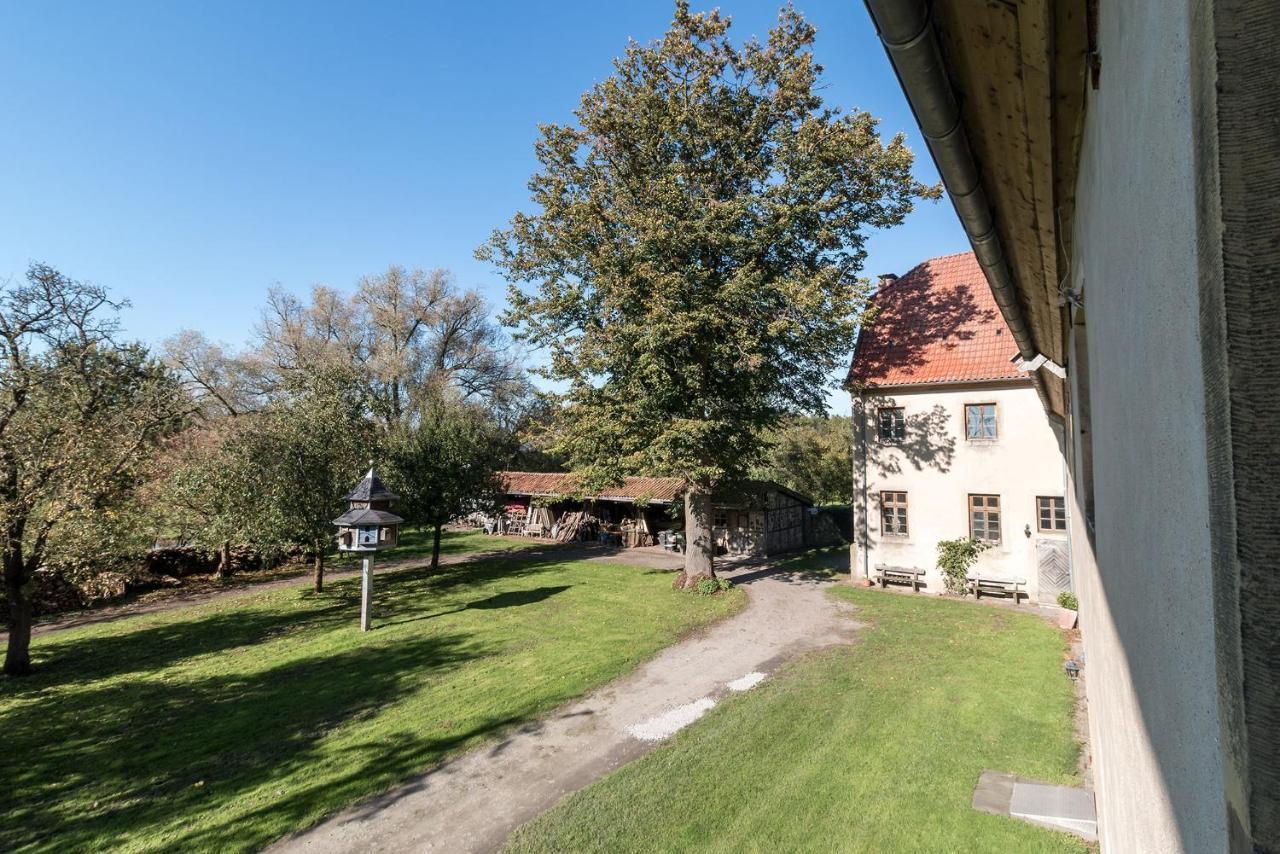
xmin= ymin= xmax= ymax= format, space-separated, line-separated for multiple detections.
xmin=162 ymin=329 xmax=266 ymax=419
xmin=255 ymin=265 xmax=527 ymax=425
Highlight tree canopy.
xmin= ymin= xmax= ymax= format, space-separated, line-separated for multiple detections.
xmin=2 ymin=264 xmax=187 ymax=675
xmin=385 ymin=396 xmax=510 ymax=570
xmin=482 ymin=2 xmax=933 ymax=583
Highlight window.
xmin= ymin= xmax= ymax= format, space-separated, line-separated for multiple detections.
xmin=968 ymin=494 xmax=1001 ymax=543
xmin=878 ymin=407 xmax=906 ymax=442
xmin=880 ymin=491 xmax=908 ymax=537
xmin=1037 ymin=496 xmax=1068 ymax=532
xmin=965 ymin=403 xmax=998 ymax=440
xmin=713 ymin=509 xmax=728 ymax=529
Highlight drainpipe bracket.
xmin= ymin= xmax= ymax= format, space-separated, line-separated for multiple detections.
xmin=1014 ymin=354 xmax=1067 ymax=379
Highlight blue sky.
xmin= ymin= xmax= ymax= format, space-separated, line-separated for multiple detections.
xmin=0 ymin=1 xmax=966 ymax=411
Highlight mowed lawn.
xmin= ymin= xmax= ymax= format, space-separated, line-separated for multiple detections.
xmin=379 ymin=527 xmax=547 ymax=564
xmin=0 ymin=550 xmax=742 ymax=853
xmin=507 ymin=583 xmax=1087 ymax=854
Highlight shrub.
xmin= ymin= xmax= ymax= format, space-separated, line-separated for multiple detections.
xmin=935 ymin=537 xmax=991 ymax=595
xmin=1057 ymin=591 xmax=1079 ymax=611
xmin=694 ymin=577 xmax=734 ymax=595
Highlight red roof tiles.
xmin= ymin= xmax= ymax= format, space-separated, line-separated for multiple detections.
xmin=847 ymin=251 xmax=1025 ymax=388
xmin=500 ymin=472 xmax=684 ymax=504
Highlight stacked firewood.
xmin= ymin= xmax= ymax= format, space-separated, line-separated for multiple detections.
xmin=555 ymin=511 xmax=601 ymax=543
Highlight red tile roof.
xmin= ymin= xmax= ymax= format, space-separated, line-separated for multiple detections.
xmin=847 ymin=251 xmax=1025 ymax=388
xmin=500 ymin=472 xmax=685 ymax=504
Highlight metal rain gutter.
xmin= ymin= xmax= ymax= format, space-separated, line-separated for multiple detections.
xmin=862 ymin=0 xmax=1053 ymax=411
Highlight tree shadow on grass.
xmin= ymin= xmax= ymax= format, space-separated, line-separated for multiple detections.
xmin=8 ymin=553 xmax=584 ymax=695
xmin=380 ymin=585 xmax=574 ymax=627
xmin=0 ymin=628 xmax=494 ymax=853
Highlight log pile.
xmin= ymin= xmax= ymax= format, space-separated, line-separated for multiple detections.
xmin=554 ymin=511 xmax=600 ymax=543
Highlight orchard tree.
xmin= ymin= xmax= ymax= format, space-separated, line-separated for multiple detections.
xmin=233 ymin=368 xmax=373 ymax=592
xmin=385 ymin=396 xmax=508 ymax=571
xmin=155 ymin=422 xmax=261 ymax=579
xmin=2 ymin=264 xmax=186 ymax=676
xmin=481 ymin=3 xmax=934 ymax=586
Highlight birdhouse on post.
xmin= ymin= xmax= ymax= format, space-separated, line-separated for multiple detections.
xmin=334 ymin=463 xmax=403 ymax=631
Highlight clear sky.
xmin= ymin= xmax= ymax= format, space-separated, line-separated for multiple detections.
xmin=0 ymin=1 xmax=966 ymax=411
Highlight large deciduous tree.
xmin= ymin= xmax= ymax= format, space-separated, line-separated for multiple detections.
xmin=481 ymin=3 xmax=933 ymax=586
xmin=254 ymin=266 xmax=528 ymax=426
xmin=2 ymin=264 xmax=186 ymax=676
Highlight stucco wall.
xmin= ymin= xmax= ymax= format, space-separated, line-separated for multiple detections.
xmin=852 ymin=382 xmax=1067 ymax=600
xmin=1067 ymin=0 xmax=1230 ymax=849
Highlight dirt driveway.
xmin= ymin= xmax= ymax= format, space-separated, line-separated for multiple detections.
xmin=271 ymin=553 xmax=861 ymax=854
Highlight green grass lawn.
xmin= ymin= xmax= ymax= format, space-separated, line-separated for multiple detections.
xmin=506 ymin=582 xmax=1086 ymax=854
xmin=0 ymin=552 xmax=742 ymax=853
xmin=376 ymin=527 xmax=547 ymax=565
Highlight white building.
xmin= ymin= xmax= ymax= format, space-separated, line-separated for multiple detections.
xmin=848 ymin=252 xmax=1069 ymax=602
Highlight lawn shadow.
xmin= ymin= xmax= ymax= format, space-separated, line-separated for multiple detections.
xmin=10 ymin=551 xmax=587 ymax=694
xmin=0 ymin=628 xmax=491 ymax=853
xmin=380 ymin=585 xmax=574 ymax=627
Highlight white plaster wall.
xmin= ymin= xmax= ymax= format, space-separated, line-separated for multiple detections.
xmin=1067 ymin=0 xmax=1228 ymax=850
xmin=854 ymin=382 xmax=1067 ymax=600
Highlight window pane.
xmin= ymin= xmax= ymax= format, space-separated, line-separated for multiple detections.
xmin=967 ymin=404 xmax=997 ymax=439
xmin=879 ymin=408 xmax=904 ymax=441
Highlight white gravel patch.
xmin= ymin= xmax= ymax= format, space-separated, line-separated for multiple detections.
xmin=726 ymin=671 xmax=767 ymax=692
xmin=626 ymin=698 xmax=716 ymax=742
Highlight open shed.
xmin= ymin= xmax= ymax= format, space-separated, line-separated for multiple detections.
xmin=495 ymin=472 xmax=814 ymax=557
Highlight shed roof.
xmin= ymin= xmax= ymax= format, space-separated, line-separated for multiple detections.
xmin=847 ymin=252 xmax=1025 ymax=389
xmin=499 ymin=472 xmax=811 ymax=508
xmin=500 ymin=472 xmax=684 ymax=504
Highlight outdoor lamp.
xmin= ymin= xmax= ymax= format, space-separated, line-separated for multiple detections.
xmin=1064 ymin=659 xmax=1081 ymax=681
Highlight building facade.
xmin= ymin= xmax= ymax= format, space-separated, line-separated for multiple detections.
xmin=863 ymin=1 xmax=1280 ymax=850
xmin=849 ymin=253 xmax=1069 ymax=601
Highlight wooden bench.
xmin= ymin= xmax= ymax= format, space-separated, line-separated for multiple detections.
xmin=968 ymin=574 xmax=1027 ymax=604
xmin=873 ymin=564 xmax=926 ymax=593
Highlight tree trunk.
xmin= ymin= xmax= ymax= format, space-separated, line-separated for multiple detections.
xmin=3 ymin=530 xmax=32 ymax=677
xmin=313 ymin=550 xmax=324 ymax=593
xmin=431 ymin=521 xmax=443 ymax=571
xmin=676 ymin=487 xmax=716 ymax=589
xmin=217 ymin=540 xmax=232 ymax=580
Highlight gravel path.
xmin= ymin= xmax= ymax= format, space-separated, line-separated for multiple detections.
xmin=271 ymin=555 xmax=862 ymax=854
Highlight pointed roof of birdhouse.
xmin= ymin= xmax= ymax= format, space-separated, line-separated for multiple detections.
xmin=344 ymin=465 xmax=399 ymax=502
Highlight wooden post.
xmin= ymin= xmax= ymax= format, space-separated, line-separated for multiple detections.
xmin=361 ymin=555 xmax=373 ymax=632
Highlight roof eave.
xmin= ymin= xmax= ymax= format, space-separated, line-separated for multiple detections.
xmin=860 ymin=0 xmax=1088 ymax=419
